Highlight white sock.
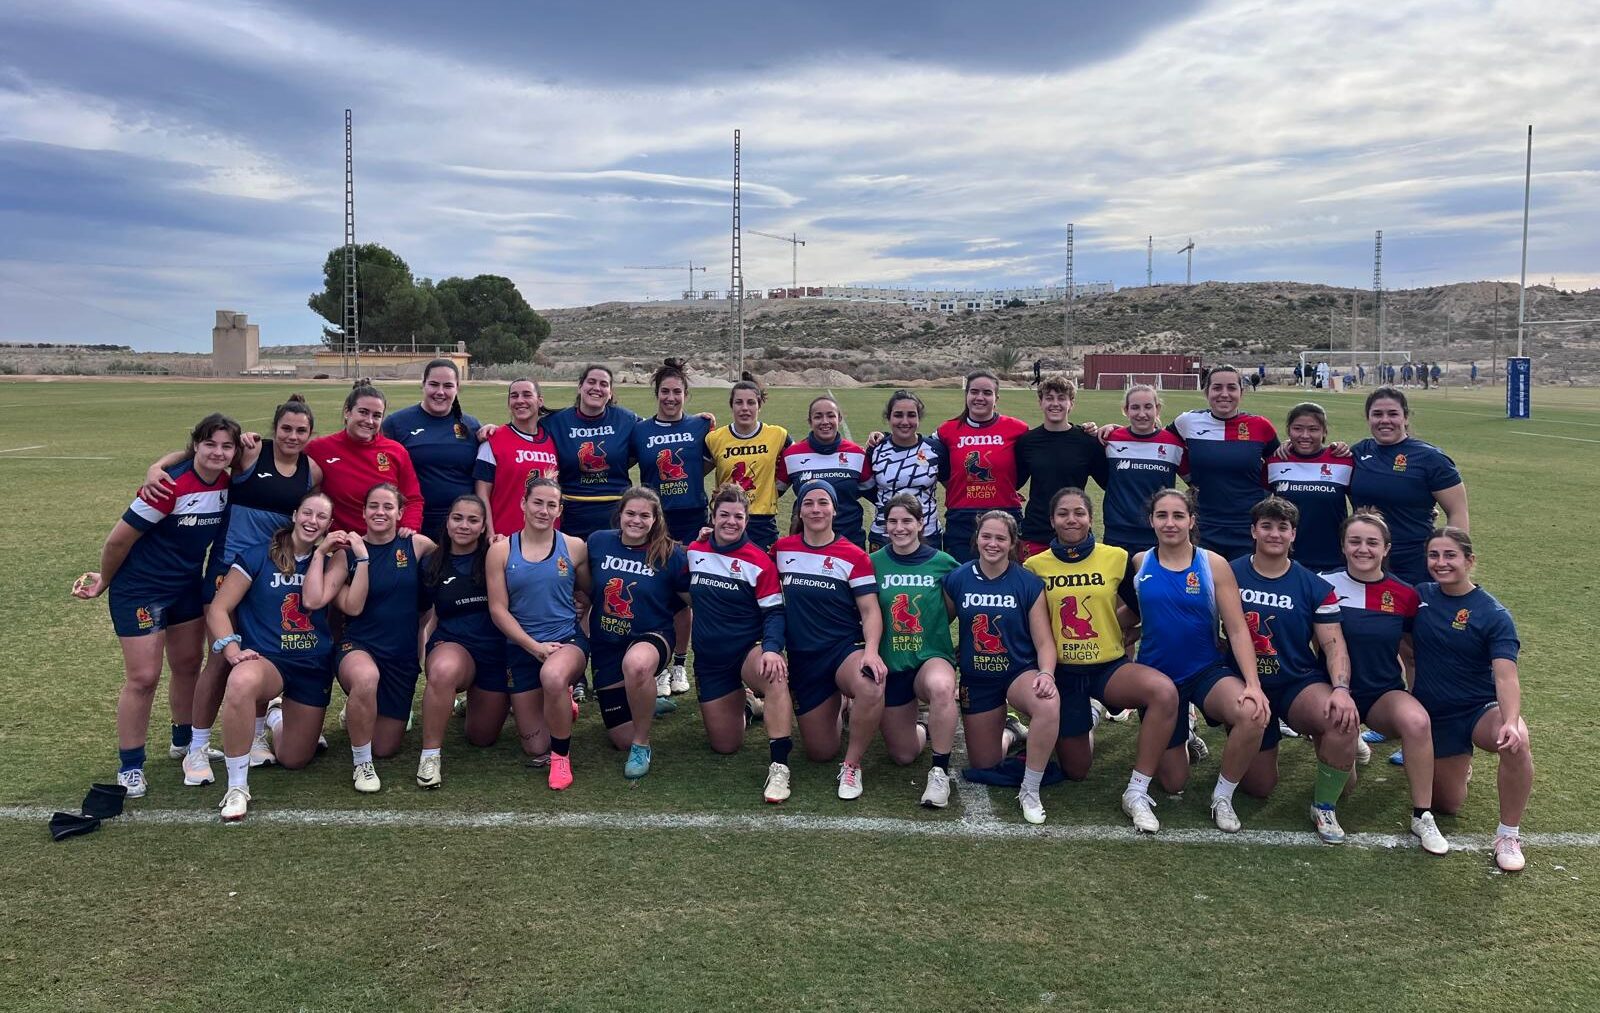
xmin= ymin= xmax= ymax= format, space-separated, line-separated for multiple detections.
xmin=421 ymin=747 xmax=441 ymax=760
xmin=224 ymin=754 xmax=250 ymax=790
xmin=1496 ymin=822 xmax=1520 ymax=839
xmin=189 ymin=726 xmax=212 ymax=756
xmin=1022 ymin=767 xmax=1044 ymax=792
xmin=265 ymin=707 xmax=284 ymax=739
xmin=253 ymin=716 xmax=267 ymax=738
xmin=352 ymin=742 xmax=373 ymax=766
xmin=1212 ymin=774 xmax=1239 ymax=804
xmin=1127 ymin=770 xmax=1153 ymax=797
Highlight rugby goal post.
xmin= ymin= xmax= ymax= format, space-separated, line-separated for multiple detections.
xmin=1093 ymin=372 xmax=1200 ymax=391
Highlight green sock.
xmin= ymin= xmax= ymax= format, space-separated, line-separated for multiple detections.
xmin=1314 ymin=761 xmax=1350 ymax=808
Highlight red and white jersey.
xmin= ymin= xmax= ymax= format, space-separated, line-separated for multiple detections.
xmin=935 ymin=414 xmax=1030 ymax=511
xmin=686 ymin=535 xmax=786 ymax=662
xmin=773 ymin=533 xmax=877 ymax=650
xmin=474 ymin=424 xmax=560 ymax=536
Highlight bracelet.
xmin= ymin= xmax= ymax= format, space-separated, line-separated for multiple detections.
xmin=211 ymin=633 xmax=242 ymax=653
xmin=352 ymin=556 xmax=370 ymax=563
xmin=1331 ymin=684 xmax=1351 ymax=693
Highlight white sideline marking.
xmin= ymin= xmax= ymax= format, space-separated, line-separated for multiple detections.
xmin=951 ymin=723 xmax=995 ymax=824
xmin=1510 ymin=431 xmax=1600 ymax=444
xmin=6 ymin=804 xmax=1593 ymax=853
xmin=0 ymin=444 xmax=45 ymax=453
xmin=0 ymin=455 xmax=114 ymax=461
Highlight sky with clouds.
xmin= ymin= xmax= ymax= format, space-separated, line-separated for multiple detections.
xmin=2 ymin=0 xmax=1596 ymax=351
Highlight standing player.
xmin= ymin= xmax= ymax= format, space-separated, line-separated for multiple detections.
xmin=415 ymin=494 xmax=503 ymax=789
xmin=382 ymin=359 xmax=483 ymax=541
xmin=1015 ymin=374 xmax=1106 ymax=559
xmin=306 ymin=381 xmax=424 ymax=535
xmin=1412 ymin=528 xmax=1532 ymax=871
xmin=546 ymin=365 xmax=640 ymax=540
xmin=944 ymin=511 xmax=1059 ymax=824
xmin=330 ymin=484 xmax=436 ymax=791
xmin=865 ymin=391 xmax=944 ymax=552
xmin=871 ymin=494 xmax=960 ymax=808
xmin=774 ymin=481 xmax=890 ymax=800
xmin=474 ymin=378 xmax=559 ymax=537
xmin=1321 ymin=510 xmax=1448 ymax=854
xmin=1129 ymin=488 xmax=1268 ymax=832
xmin=936 ymin=370 xmax=1030 ymax=564
xmin=1099 ymin=384 xmax=1186 ymax=555
xmin=686 ymin=484 xmax=794 ymax=803
xmin=706 ymin=375 xmax=791 ymax=550
xmin=631 ymin=358 xmax=713 ymax=695
xmin=1231 ymin=497 xmax=1360 ymax=844
xmin=73 ymin=413 xmax=240 ymax=797
xmin=1026 ymin=488 xmax=1178 ymax=833
xmin=777 ymin=395 xmax=874 ymax=547
xmin=1168 ymin=364 xmax=1279 ymax=560
xmin=1348 ymin=387 xmax=1469 ymax=584
xmin=586 ymin=488 xmax=691 ymax=780
xmin=205 ymin=493 xmax=350 ymax=820
xmin=485 ymin=476 xmax=591 ymax=790
xmin=1264 ymin=402 xmax=1351 ymax=572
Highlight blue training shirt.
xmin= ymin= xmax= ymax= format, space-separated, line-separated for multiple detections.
xmin=944 ymin=560 xmax=1044 ymax=680
xmin=503 ymin=532 xmax=579 ymax=643
xmin=687 ymin=534 xmax=786 ymax=663
xmin=1348 ymin=437 xmax=1462 ymax=584
xmin=774 ymin=533 xmax=876 ymax=655
xmin=219 ymin=442 xmax=313 ymax=568
xmin=231 ymin=544 xmax=334 ymax=666
xmin=1264 ymin=449 xmax=1352 ymax=572
xmin=1227 ymin=556 xmax=1341 ymax=688
xmin=588 ymin=529 xmax=690 ymax=644
xmin=1320 ymin=568 xmax=1418 ymax=700
xmin=1411 ymin=582 xmax=1518 ymax=717
xmin=631 ymin=415 xmax=712 ymax=512
xmin=114 ymin=460 xmax=229 ymax=593
xmin=547 ymin=404 xmax=640 ymax=500
xmin=382 ymin=404 xmax=482 ymax=535
xmin=422 ymin=550 xmax=501 ymax=662
xmin=343 ymin=535 xmax=421 ymax=660
xmin=1170 ymin=409 xmax=1278 ymax=550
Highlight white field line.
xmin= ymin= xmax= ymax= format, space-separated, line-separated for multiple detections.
xmin=1427 ymin=406 xmax=1600 ymax=426
xmin=0 ymin=444 xmax=45 ymax=453
xmin=5 ymin=803 xmax=1596 ymax=853
xmin=1509 ymin=431 xmax=1600 ymax=444
xmin=0 ymin=455 xmax=114 ymax=461
xmin=951 ymin=722 xmax=995 ymax=825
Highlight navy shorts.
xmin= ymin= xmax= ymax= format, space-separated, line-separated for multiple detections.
xmin=694 ymin=649 xmax=752 ymax=704
xmin=1353 ymin=680 xmax=1408 ymax=724
xmin=107 ymin=579 xmax=204 ymax=638
xmin=745 ymin=514 xmax=779 ymax=552
xmin=1055 ymin=659 xmax=1132 ymax=738
xmin=1429 ymin=701 xmax=1498 ymax=758
xmin=591 ymin=632 xmax=671 ymax=691
xmin=560 ymin=499 xmax=618 ymax=541
xmin=426 ymin=634 xmax=508 ymax=687
xmin=959 ymin=670 xmax=1026 ymax=716
xmin=1174 ymin=662 xmax=1238 ymax=749
xmin=1260 ymin=673 xmax=1330 ymax=751
xmin=202 ymin=554 xmax=231 ymax=605
xmin=336 ymin=642 xmax=420 ymax=721
xmin=944 ymin=508 xmax=1021 ymax=565
xmin=885 ymin=667 xmax=920 ymax=709
xmin=273 ymin=656 xmax=336 ymax=710
xmin=665 ymin=507 xmax=708 ymax=545
xmin=498 ymin=635 xmax=589 ymax=695
xmin=789 ymin=641 xmax=864 ymax=716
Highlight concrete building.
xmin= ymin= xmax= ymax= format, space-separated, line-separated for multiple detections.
xmin=211 ymin=310 xmax=259 ymax=374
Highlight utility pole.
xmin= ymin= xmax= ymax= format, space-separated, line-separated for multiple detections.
xmin=343 ymin=109 xmax=360 ymax=379
xmin=1062 ymin=223 xmax=1074 ymax=358
xmin=730 ymin=129 xmax=744 ymax=378
xmin=1177 ymin=238 xmax=1195 ymax=287
xmin=1146 ymin=235 xmax=1153 ymax=287
xmin=1374 ymin=230 xmax=1384 ymax=370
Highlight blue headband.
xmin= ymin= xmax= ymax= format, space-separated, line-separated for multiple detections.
xmin=795 ymin=479 xmax=838 ymax=506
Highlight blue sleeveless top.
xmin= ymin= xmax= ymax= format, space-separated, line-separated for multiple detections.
xmin=343 ymin=535 xmax=421 ymax=659
xmin=221 ymin=442 xmax=313 ymax=567
xmin=504 ymin=532 xmax=579 ymax=643
xmin=1134 ymin=547 xmax=1223 ymax=684
xmin=232 ymin=543 xmax=333 ymax=666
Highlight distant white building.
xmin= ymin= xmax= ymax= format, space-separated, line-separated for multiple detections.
xmin=808 ymin=283 xmax=1114 ymax=312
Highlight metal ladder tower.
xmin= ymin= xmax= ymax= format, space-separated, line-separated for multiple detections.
xmin=1062 ymin=223 xmax=1074 ymax=358
xmin=1373 ymin=229 xmax=1384 ymax=366
xmin=342 ymin=109 xmax=360 ymax=378
xmin=730 ymin=129 xmax=744 ymax=377
xmin=1146 ymin=235 xmax=1153 ymax=287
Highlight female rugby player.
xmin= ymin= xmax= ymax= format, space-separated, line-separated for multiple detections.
xmin=1167 ymin=364 xmax=1280 ymax=560
xmin=706 ymin=375 xmax=790 ymax=550
xmin=1264 ymin=402 xmax=1351 ymax=572
xmin=865 ymin=391 xmax=944 ymax=552
xmin=382 ymin=359 xmax=484 ymax=541
xmin=935 ymin=371 xmax=1029 ymax=564
xmin=545 ymin=365 xmax=641 ymax=541
xmin=474 ymin=378 xmax=559 ymax=537
xmin=944 ymin=511 xmax=1058 ymax=824
xmin=1098 ymin=385 xmax=1185 ymax=555
xmin=306 ymin=381 xmax=424 ymax=535
xmin=871 ymin=494 xmax=960 ymax=808
xmin=1015 ymin=375 xmax=1106 ymax=560
xmin=777 ymin=395 xmax=873 ymax=548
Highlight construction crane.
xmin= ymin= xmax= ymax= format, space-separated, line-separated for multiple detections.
xmin=748 ymin=230 xmax=806 ymax=290
xmin=624 ymin=261 xmax=708 ymax=299
xmin=1176 ymin=238 xmax=1195 ymax=287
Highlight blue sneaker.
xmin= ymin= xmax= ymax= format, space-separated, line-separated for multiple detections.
xmin=624 ymin=744 xmax=652 ymax=779
xmin=654 ymin=696 xmax=678 ymax=717
xmin=1388 ymin=748 xmax=1405 ymax=766
xmin=1361 ymin=729 xmax=1387 ymax=744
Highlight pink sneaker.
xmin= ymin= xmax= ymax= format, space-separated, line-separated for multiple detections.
xmin=1494 ymin=833 xmax=1526 ymax=872
xmin=548 ymin=753 xmax=574 ymax=791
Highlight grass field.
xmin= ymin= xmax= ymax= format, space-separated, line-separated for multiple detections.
xmin=2 ymin=376 xmax=1598 ymax=1011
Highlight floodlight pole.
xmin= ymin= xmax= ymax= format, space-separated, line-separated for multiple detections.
xmin=1516 ymin=124 xmax=1532 ymax=358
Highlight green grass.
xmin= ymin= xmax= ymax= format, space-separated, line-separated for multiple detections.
xmin=2 ymin=377 xmax=1598 ymax=1011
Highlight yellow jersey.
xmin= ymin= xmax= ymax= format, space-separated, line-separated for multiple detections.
xmin=706 ymin=422 xmax=790 ymax=517
xmin=1024 ymin=543 xmax=1132 ymax=666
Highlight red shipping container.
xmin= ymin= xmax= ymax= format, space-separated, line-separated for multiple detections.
xmin=1082 ymin=353 xmax=1200 ymax=390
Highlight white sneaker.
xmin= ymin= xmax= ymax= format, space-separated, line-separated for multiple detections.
xmin=353 ymin=760 xmax=381 ymax=793
xmin=1107 ymin=708 xmax=1135 ymax=724
xmin=1122 ymin=790 xmax=1160 ymax=833
xmin=218 ymin=785 xmax=250 ymax=821
xmin=169 ymin=743 xmax=222 ymax=760
xmin=1411 ymin=811 xmax=1449 ymax=855
xmin=836 ymin=762 xmax=864 ymax=800
xmin=655 ymin=670 xmax=672 ymax=697
xmin=1018 ymin=785 xmax=1046 ymax=825
xmin=1493 ymin=833 xmax=1525 ymax=872
xmin=1278 ymin=719 xmax=1300 ymax=739
xmin=1355 ymin=735 xmax=1372 ymax=765
xmin=921 ymin=767 xmax=951 ymax=809
xmin=452 ymin=694 xmax=467 ymax=717
xmin=1090 ymin=698 xmax=1108 ymax=729
xmin=249 ymin=731 xmax=277 ymax=768
xmin=417 ymin=754 xmax=442 ymax=789
xmin=338 ymin=705 xmax=347 ymax=729
xmin=1187 ymin=731 xmax=1210 ymax=764
xmin=1211 ymin=796 xmax=1241 ymax=833
xmin=763 ymin=761 xmax=791 ymax=803
xmin=117 ymin=768 xmax=147 ymax=799
xmin=1310 ymin=804 xmax=1346 ymax=844
xmin=182 ymin=749 xmax=215 ymax=786
xmin=669 ymin=663 xmax=690 ymax=695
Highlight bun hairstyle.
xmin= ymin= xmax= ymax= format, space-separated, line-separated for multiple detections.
xmin=730 ymin=371 xmax=766 ymax=407
xmin=652 ymin=357 xmax=690 ymax=393
xmin=883 ymin=389 xmax=925 ymax=421
xmin=1340 ymin=507 xmax=1391 ymax=545
xmin=709 ymin=482 xmax=751 ymax=514
xmin=269 ymin=490 xmax=334 ymax=575
xmin=344 ymin=378 xmax=385 ymax=412
xmin=273 ymin=392 xmax=314 ymax=430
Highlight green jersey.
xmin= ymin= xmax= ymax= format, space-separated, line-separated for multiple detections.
xmin=870 ymin=543 xmax=958 ymax=673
